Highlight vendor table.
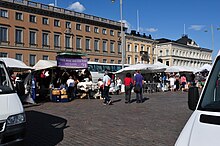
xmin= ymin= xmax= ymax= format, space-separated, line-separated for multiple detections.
xmin=51 ymin=88 xmax=69 ymax=102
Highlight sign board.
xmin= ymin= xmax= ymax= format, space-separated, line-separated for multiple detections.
xmin=57 ymin=57 xmax=88 ymax=68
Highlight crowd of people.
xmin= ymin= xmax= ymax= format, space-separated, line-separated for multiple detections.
xmin=9 ymin=66 xmax=208 ymax=105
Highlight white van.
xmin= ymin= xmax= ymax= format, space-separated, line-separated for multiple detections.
xmin=175 ymin=52 xmax=220 ymax=146
xmin=0 ymin=61 xmax=26 ymax=145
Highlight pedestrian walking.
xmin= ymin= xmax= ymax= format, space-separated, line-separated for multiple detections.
xmin=66 ymin=75 xmax=75 ymax=100
xmin=103 ymin=71 xmax=112 ymax=105
xmin=123 ymin=73 xmax=133 ymax=103
xmin=169 ymin=75 xmax=176 ymax=91
xmin=180 ymin=74 xmax=187 ymax=92
xmin=134 ymin=70 xmax=144 ymax=103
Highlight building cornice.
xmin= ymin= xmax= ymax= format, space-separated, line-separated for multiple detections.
xmin=157 ymin=42 xmax=212 ymax=53
xmin=0 ymin=0 xmax=125 ymax=31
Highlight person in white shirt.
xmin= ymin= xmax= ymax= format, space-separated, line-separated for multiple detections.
xmin=169 ymin=75 xmax=176 ymax=91
xmin=66 ymin=76 xmax=75 ymax=100
xmin=116 ymin=77 xmax=122 ymax=94
xmin=102 ymin=71 xmax=112 ymax=105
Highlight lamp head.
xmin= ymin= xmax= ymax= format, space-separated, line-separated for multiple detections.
xmin=111 ymin=0 xmax=115 ymax=3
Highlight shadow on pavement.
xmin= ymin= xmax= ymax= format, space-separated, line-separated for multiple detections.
xmin=24 ymin=110 xmax=68 ymax=146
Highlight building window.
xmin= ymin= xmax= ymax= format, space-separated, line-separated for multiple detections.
xmin=166 ymin=61 xmax=169 ymax=66
xmin=118 ymin=43 xmax=121 ymax=53
xmin=86 ymin=39 xmax=90 ymax=50
xmin=166 ymin=50 xmax=169 ymax=56
xmin=103 ymin=40 xmax=107 ymax=52
xmin=42 ymin=33 xmax=49 ymax=47
xmin=30 ymin=15 xmax=36 ymax=23
xmin=0 ymin=27 xmax=8 ymax=42
xmin=110 ymin=42 xmax=114 ymax=53
xmin=43 ymin=55 xmax=49 ymax=60
xmin=42 ymin=17 xmax=49 ymax=25
xmin=85 ymin=26 xmax=90 ymax=32
xmin=29 ymin=54 xmax=36 ymax=66
xmin=128 ymin=56 xmax=131 ymax=64
xmin=94 ymin=58 xmax=99 ymax=62
xmin=147 ymin=47 xmax=150 ymax=54
xmin=65 ymin=35 xmax=71 ymax=49
xmin=94 ymin=27 xmax=99 ymax=33
xmin=0 ymin=52 xmax=8 ymax=57
xmin=54 ymin=19 xmax=60 ymax=27
xmin=0 ymin=9 xmax=8 ymax=18
xmin=135 ymin=57 xmax=138 ymax=64
xmin=54 ymin=34 xmax=60 ymax=47
xmin=102 ymin=29 xmax=107 ymax=35
xmin=29 ymin=31 xmax=36 ymax=45
xmin=127 ymin=44 xmax=131 ymax=52
xmin=118 ymin=31 xmax=121 ymax=37
xmin=159 ymin=50 xmax=162 ymax=56
xmin=141 ymin=45 xmax=144 ymax=51
xmin=76 ymin=37 xmax=81 ymax=49
xmin=110 ymin=30 xmax=114 ymax=36
xmin=66 ymin=21 xmax=71 ymax=28
xmin=94 ymin=40 xmax=99 ymax=51
xmin=15 ymin=53 xmax=23 ymax=61
xmin=118 ymin=60 xmax=121 ymax=64
xmin=15 ymin=29 xmax=23 ymax=44
xmin=103 ymin=59 xmax=107 ymax=63
xmin=110 ymin=60 xmax=114 ymax=63
xmin=76 ymin=24 xmax=81 ymax=30
xmin=15 ymin=12 xmax=23 ymax=20
xmin=135 ymin=45 xmax=138 ymax=52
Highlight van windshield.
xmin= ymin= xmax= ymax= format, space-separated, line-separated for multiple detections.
xmin=0 ymin=62 xmax=14 ymax=94
xmin=198 ymin=56 xmax=220 ymax=112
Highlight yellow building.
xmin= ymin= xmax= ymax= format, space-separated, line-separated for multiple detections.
xmin=0 ymin=0 xmax=125 ymax=66
xmin=125 ymin=31 xmax=156 ymax=64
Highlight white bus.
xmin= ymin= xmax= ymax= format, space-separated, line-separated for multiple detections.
xmin=88 ymin=62 xmax=128 ymax=82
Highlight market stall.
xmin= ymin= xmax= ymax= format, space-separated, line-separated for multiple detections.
xmin=32 ymin=52 xmax=89 ymax=102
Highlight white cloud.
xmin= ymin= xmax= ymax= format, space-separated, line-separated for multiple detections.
xmin=188 ymin=25 xmax=205 ymax=31
xmin=49 ymin=3 xmax=55 ymax=6
xmin=146 ymin=28 xmax=158 ymax=33
xmin=67 ymin=2 xmax=85 ymax=12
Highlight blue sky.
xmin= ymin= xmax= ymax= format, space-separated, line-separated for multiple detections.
xmin=34 ymin=0 xmax=220 ymax=59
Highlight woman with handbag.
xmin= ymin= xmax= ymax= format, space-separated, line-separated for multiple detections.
xmin=123 ymin=73 xmax=134 ymax=103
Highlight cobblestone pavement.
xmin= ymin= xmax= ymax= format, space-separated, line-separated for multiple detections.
xmin=23 ymin=91 xmax=192 ymax=146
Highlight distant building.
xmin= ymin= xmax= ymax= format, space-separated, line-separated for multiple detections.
xmin=156 ymin=35 xmax=212 ymax=67
xmin=125 ymin=30 xmax=155 ymax=64
xmin=0 ymin=0 xmax=125 ymax=66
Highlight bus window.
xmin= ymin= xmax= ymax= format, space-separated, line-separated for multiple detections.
xmin=96 ymin=65 xmax=103 ymax=72
xmin=104 ymin=65 xmax=111 ymax=72
xmin=88 ymin=64 xmax=95 ymax=72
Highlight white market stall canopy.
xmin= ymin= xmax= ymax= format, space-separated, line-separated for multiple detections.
xmin=165 ymin=66 xmax=198 ymax=73
xmin=197 ymin=64 xmax=212 ymax=72
xmin=0 ymin=57 xmax=32 ymax=71
xmin=116 ymin=63 xmax=167 ymax=74
xmin=32 ymin=60 xmax=57 ymax=70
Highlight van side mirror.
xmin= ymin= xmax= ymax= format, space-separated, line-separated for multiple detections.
xmin=188 ymin=87 xmax=199 ymax=110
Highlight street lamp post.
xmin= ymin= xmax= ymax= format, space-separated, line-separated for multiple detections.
xmin=112 ymin=0 xmax=124 ymax=68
